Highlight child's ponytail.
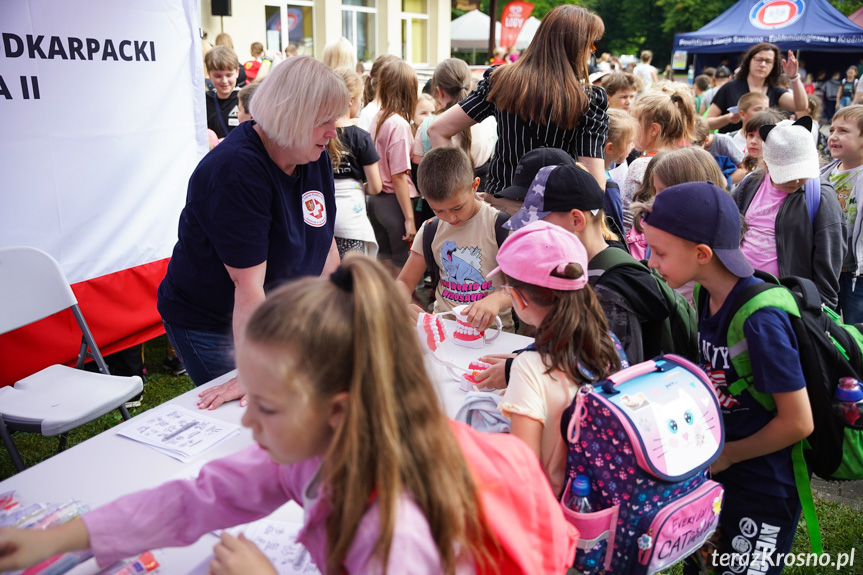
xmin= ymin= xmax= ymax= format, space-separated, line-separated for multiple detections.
xmin=248 ymin=256 xmax=495 ymax=574
xmin=631 ymin=83 xmax=696 ymax=149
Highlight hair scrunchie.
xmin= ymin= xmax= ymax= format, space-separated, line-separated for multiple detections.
xmin=330 ymin=266 xmax=354 ymax=292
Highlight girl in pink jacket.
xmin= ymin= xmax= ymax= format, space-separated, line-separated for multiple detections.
xmin=0 ymin=257 xmax=577 ymax=575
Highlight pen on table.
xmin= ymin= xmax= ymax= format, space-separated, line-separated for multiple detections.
xmin=162 ymin=422 xmax=197 ymax=442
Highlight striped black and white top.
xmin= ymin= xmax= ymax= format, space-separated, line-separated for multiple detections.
xmin=459 ymin=66 xmax=609 ymax=195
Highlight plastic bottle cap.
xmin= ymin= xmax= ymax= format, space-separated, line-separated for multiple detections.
xmin=836 ymin=378 xmax=863 ymax=402
xmin=573 ymin=475 xmax=591 ymax=497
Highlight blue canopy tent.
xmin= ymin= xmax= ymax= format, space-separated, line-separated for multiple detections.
xmin=673 ymin=0 xmax=863 ymax=54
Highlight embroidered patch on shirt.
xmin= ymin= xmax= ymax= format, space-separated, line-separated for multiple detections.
xmin=302 ymin=191 xmax=327 ymax=227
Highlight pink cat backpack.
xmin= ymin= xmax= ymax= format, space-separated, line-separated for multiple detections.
xmin=560 ymin=354 xmax=725 ymax=575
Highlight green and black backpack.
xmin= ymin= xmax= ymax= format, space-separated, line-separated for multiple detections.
xmin=695 ymin=272 xmax=863 ymax=553
xmin=590 ymin=246 xmax=699 ymax=363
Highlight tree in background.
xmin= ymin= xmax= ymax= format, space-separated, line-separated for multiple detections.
xmin=452 ymin=0 xmax=863 ymax=70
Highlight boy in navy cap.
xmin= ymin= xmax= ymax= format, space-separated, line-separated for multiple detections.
xmin=643 ymin=182 xmax=813 ymax=575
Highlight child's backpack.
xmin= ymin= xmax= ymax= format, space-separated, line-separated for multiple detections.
xmin=591 ymin=247 xmax=699 ymax=362
xmin=694 ymin=272 xmax=863 ymax=553
xmin=422 ymin=211 xmax=511 ymax=291
xmin=560 ymin=354 xmax=725 ymax=575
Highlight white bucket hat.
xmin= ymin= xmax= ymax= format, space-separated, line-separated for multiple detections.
xmin=760 ymin=117 xmax=820 ymax=184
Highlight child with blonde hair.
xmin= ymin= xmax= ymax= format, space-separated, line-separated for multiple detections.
xmin=490 ymin=219 xmax=627 ymax=496
xmin=330 ymin=68 xmax=383 ymax=258
xmin=822 ymin=105 xmax=863 ymax=322
xmin=621 ymin=84 xmax=696 ymax=232
xmin=0 ymin=257 xmax=580 ymax=575
xmin=605 ymin=108 xmax=638 ymax=237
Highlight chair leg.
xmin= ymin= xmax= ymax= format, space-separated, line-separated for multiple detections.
xmin=0 ymin=415 xmax=26 ymax=473
xmin=120 ymin=405 xmax=131 ymax=420
xmin=57 ymin=433 xmax=69 ymax=453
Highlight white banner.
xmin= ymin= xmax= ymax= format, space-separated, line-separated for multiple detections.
xmin=0 ymin=0 xmax=207 ymax=283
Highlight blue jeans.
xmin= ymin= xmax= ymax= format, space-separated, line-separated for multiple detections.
xmin=163 ymin=321 xmax=235 ymax=387
xmin=839 ymin=272 xmax=863 ymax=325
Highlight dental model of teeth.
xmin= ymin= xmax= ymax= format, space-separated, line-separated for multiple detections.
xmin=452 ymin=320 xmax=484 ymax=348
xmin=418 ymin=312 xmax=447 ymax=353
xmin=416 ymin=312 xmax=470 ymax=381
xmin=461 ymin=360 xmax=497 ymax=392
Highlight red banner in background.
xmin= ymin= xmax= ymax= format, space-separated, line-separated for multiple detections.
xmin=499 ymin=1 xmax=534 ymax=49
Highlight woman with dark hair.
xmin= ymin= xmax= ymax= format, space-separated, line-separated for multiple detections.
xmin=706 ymin=42 xmax=807 ymax=134
xmin=428 ymin=4 xmax=609 ymax=192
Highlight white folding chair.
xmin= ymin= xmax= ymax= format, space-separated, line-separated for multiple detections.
xmin=0 ymin=246 xmax=143 ymax=472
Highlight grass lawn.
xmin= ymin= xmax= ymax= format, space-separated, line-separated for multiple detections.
xmin=2 ymin=337 xmax=862 ymax=573
xmin=0 ymin=335 xmax=194 ymax=480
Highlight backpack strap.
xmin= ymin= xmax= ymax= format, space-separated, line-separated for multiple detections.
xmin=423 ymin=217 xmax=441 ymax=290
xmin=804 ymin=179 xmax=821 ymax=225
xmin=720 ymin=281 xmax=825 ymax=554
xmin=725 ymin=282 xmax=801 ymax=411
xmin=792 ymin=440 xmax=824 ymax=555
xmin=588 ymin=246 xmax=644 ymax=278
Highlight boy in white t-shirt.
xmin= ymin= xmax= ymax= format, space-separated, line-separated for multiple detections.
xmin=397 ymin=147 xmax=513 ymax=331
xmin=821 ymin=105 xmax=863 ymax=322
xmin=732 ymin=117 xmax=846 ymax=308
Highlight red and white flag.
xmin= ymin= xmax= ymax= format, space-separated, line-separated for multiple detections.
xmin=0 ymin=0 xmax=207 ymax=386
xmin=499 ymin=1 xmax=534 ymax=49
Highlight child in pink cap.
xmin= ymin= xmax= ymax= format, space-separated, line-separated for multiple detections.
xmin=489 ymin=220 xmax=628 ymax=497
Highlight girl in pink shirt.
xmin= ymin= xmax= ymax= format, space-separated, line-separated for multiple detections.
xmin=368 ymin=59 xmax=420 ymax=276
xmin=0 ymin=258 xmax=578 ymax=575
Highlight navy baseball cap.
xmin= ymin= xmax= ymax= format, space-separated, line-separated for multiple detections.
xmin=643 ymin=181 xmax=753 ymax=278
xmin=496 ymin=147 xmax=576 ymax=200
xmin=506 ymin=164 xmax=605 ymax=231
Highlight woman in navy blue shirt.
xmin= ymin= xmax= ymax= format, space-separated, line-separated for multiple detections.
xmin=158 ymin=57 xmax=349 ymax=405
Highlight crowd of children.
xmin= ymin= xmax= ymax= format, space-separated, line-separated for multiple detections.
xmin=3 ymin=25 xmax=863 ymax=575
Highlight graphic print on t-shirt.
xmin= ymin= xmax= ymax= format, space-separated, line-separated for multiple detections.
xmin=829 ymin=166 xmax=862 ymax=230
xmin=438 ymin=240 xmax=493 ymax=304
xmin=302 ymin=191 xmax=327 ymax=227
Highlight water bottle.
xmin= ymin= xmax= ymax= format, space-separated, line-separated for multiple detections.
xmin=687 ymin=65 xmax=694 ymax=85
xmin=572 ymin=475 xmax=593 ymax=513
xmin=834 ymin=378 xmax=863 ymax=426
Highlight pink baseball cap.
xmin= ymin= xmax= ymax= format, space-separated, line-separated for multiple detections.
xmin=488 ymin=220 xmax=588 ymax=291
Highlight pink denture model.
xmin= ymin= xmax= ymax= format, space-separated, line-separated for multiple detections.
xmin=417 ymin=312 xmax=447 ymax=353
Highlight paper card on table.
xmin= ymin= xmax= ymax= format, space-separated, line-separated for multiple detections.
xmin=117 ymin=405 xmax=239 ymax=462
xmin=224 ymin=520 xmax=320 ymax=575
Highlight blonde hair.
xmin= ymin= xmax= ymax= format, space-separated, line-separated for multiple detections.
xmin=335 ymin=67 xmax=364 ymax=101
xmin=214 ymin=32 xmax=234 ymax=50
xmin=606 ymin=108 xmax=638 ymax=154
xmin=322 ymin=37 xmax=357 ymax=71
xmin=631 ymin=83 xmax=696 ymax=148
xmin=251 ymin=56 xmax=349 ymax=149
xmin=833 ymin=105 xmax=863 ymax=134
xmin=737 ymin=91 xmax=769 ymax=113
xmin=245 ymin=256 xmax=496 ymax=575
xmin=204 ymin=46 xmax=239 ymax=73
xmin=631 ymin=147 xmax=728 ymax=231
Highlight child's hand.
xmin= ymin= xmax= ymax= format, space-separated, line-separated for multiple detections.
xmin=407 ymin=303 xmax=425 ymax=323
xmin=464 ymin=298 xmax=501 ymax=332
xmin=474 ymin=353 xmax=517 ymax=389
xmin=709 ymin=451 xmax=733 ymax=475
xmin=0 ymin=528 xmax=57 ymax=572
xmin=209 ymin=533 xmax=277 ymax=575
xmin=403 ymin=220 xmax=417 ymax=244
